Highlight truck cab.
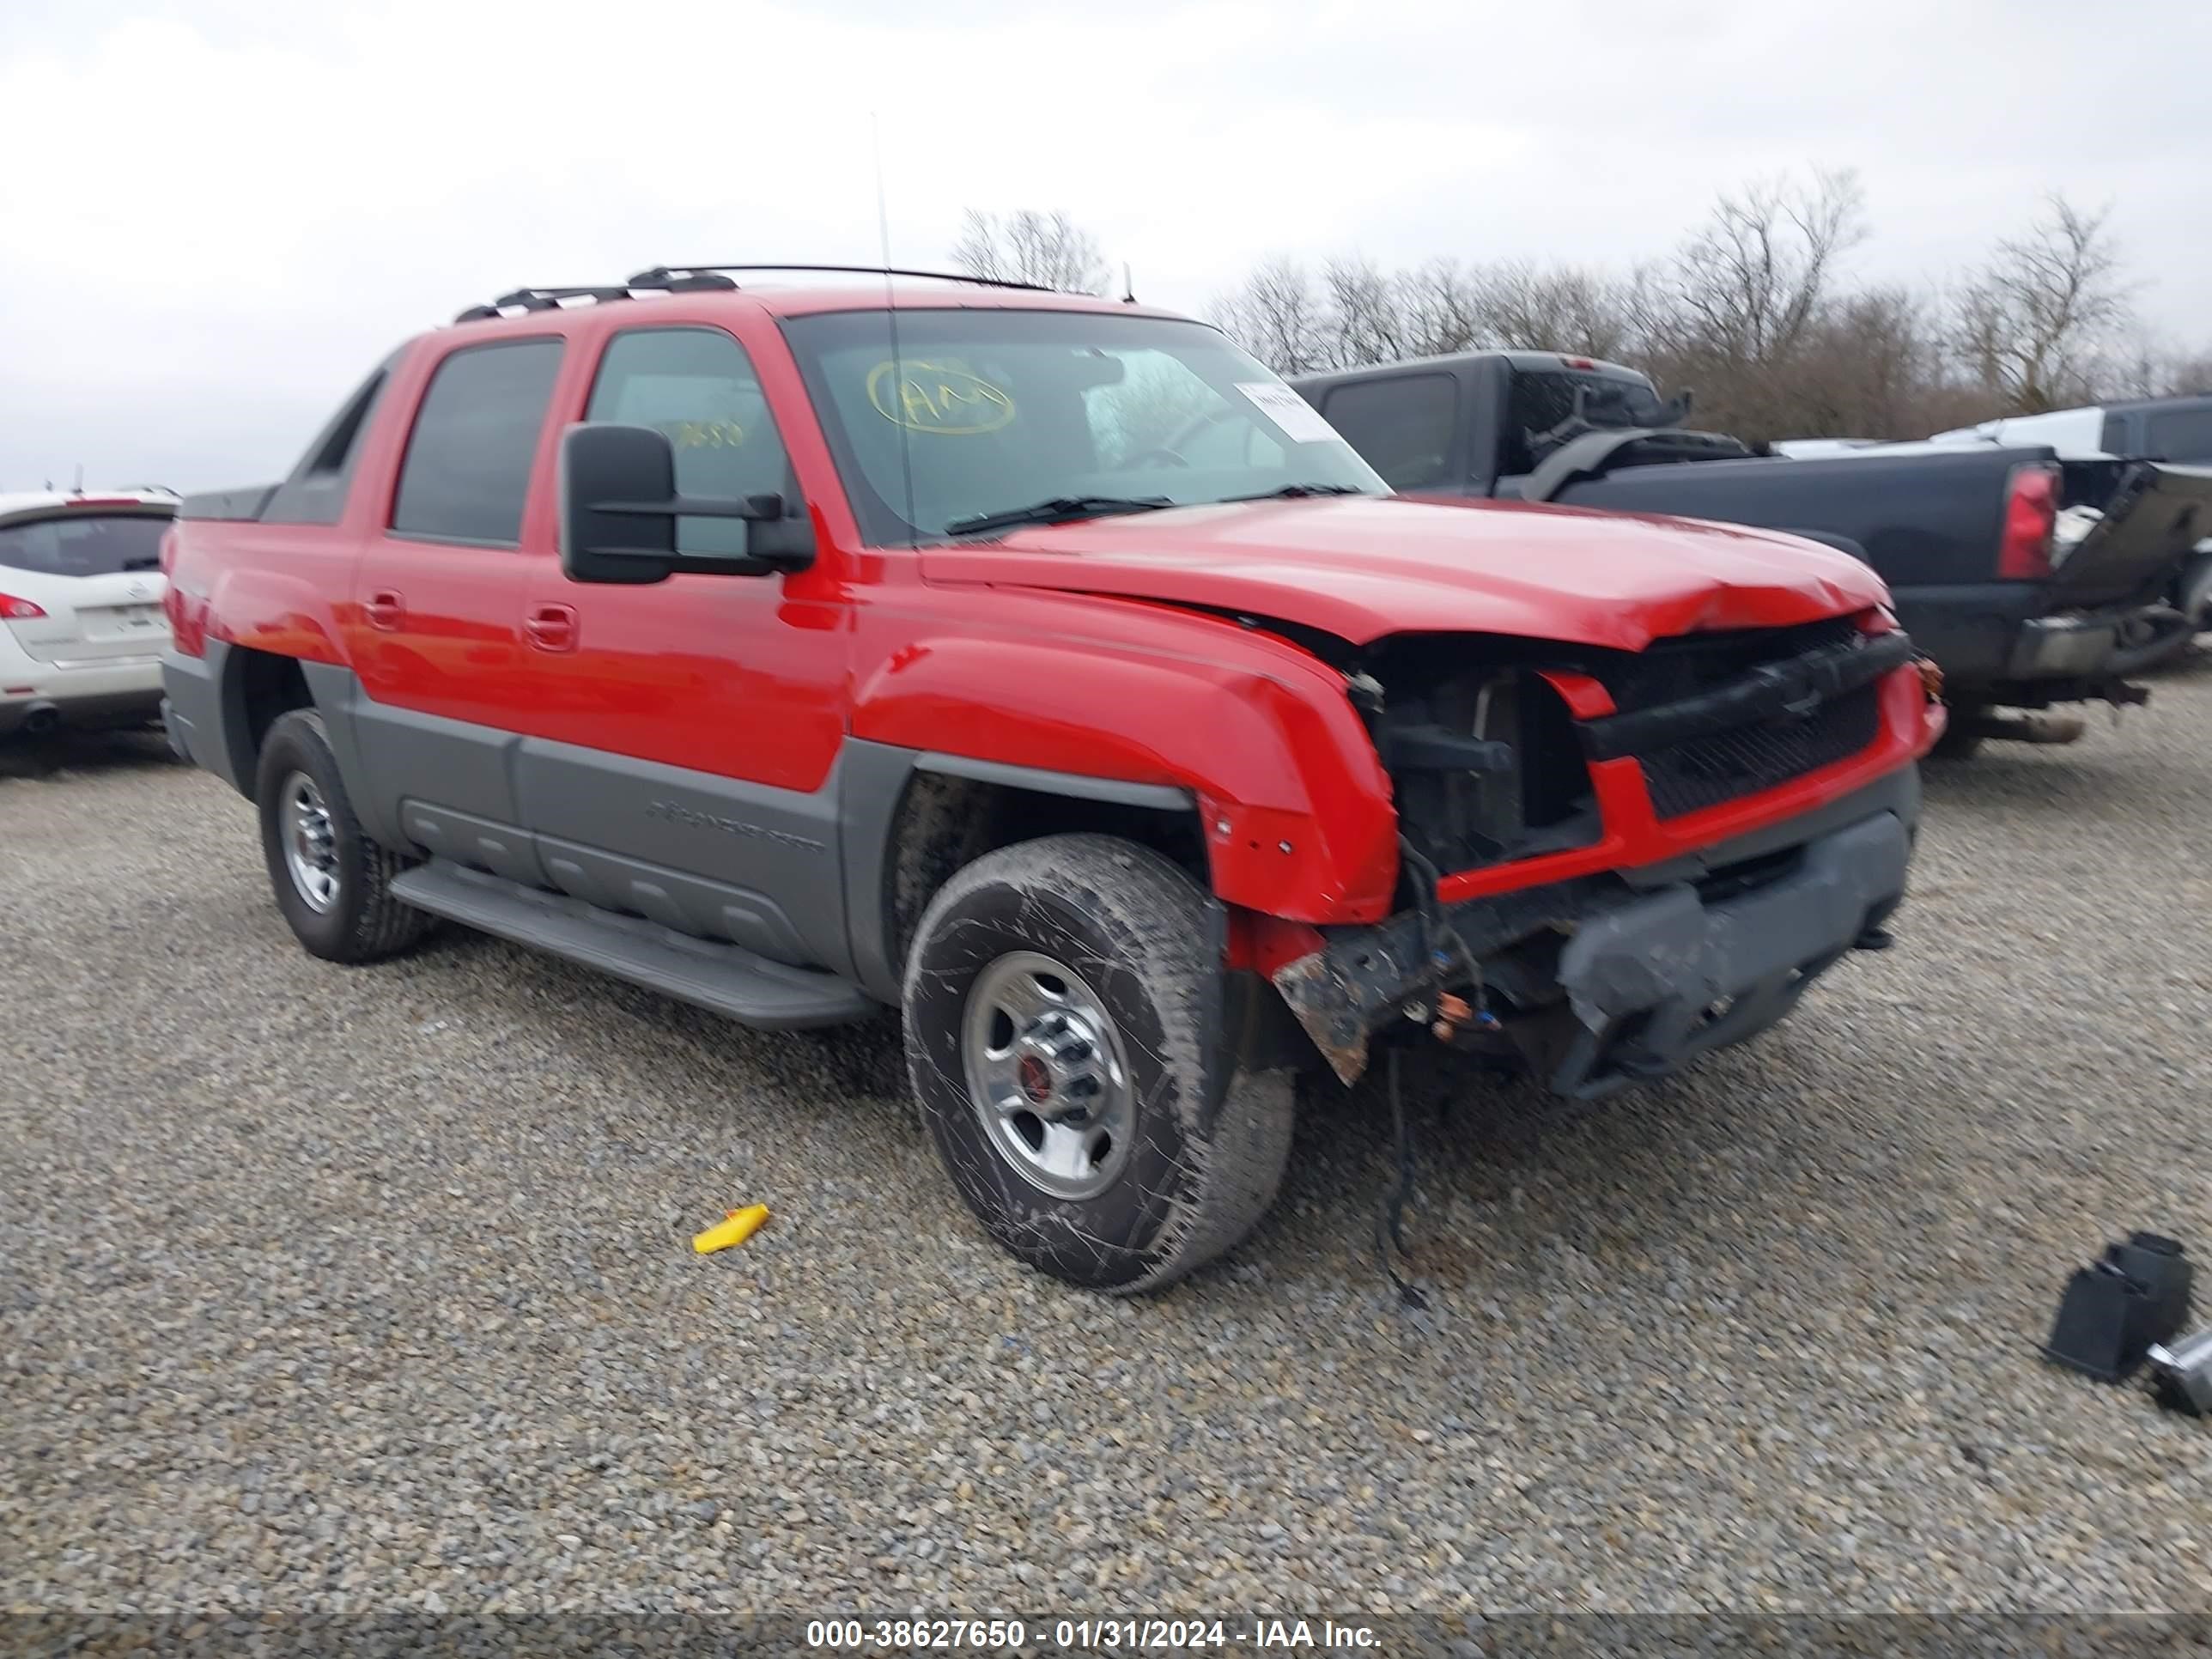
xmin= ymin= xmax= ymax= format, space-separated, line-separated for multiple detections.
xmin=163 ymin=269 xmax=1943 ymax=1292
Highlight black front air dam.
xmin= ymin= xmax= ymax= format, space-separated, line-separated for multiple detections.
xmin=1273 ymin=807 xmax=1911 ymax=1097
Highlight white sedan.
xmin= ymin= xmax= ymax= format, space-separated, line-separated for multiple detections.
xmin=0 ymin=489 xmax=178 ymax=738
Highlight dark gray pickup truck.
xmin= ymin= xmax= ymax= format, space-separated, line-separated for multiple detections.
xmin=1290 ymin=352 xmax=2212 ymax=757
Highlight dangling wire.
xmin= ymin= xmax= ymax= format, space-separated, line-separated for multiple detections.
xmin=1398 ymin=834 xmax=1479 ymax=995
xmin=1374 ymin=1047 xmax=1427 ymax=1310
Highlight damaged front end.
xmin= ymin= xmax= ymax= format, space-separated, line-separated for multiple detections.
xmin=1271 ymin=617 xmax=1926 ymax=1095
xmin=1274 ymin=803 xmax=1910 ymax=1095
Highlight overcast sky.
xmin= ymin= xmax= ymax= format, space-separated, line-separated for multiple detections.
xmin=3 ymin=0 xmax=2206 ymax=492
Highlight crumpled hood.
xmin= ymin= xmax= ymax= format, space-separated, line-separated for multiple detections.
xmin=921 ymin=495 xmax=1888 ymax=651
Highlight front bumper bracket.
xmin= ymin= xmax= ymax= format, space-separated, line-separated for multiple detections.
xmin=1273 ymin=809 xmax=1911 ymax=1096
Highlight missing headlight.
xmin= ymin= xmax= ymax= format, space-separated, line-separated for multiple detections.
xmin=1367 ymin=665 xmax=1595 ymax=875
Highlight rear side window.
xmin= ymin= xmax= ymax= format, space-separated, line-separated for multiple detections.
xmin=2145 ymin=406 xmax=2212 ymax=463
xmin=391 ymin=339 xmax=563 ymax=546
xmin=1498 ymin=370 xmax=1671 ymax=477
xmin=586 ymin=327 xmax=792 ymax=557
xmin=0 ymin=514 xmax=169 ymax=578
xmin=264 ymin=362 xmax=392 ymax=526
xmin=1322 ymin=373 xmax=1457 ymax=489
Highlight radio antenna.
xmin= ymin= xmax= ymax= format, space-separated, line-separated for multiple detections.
xmin=871 ymin=113 xmax=920 ymax=549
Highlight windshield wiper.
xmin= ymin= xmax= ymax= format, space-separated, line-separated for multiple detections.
xmin=1224 ymin=483 xmax=1370 ymax=501
xmin=944 ymin=495 xmax=1174 ymax=538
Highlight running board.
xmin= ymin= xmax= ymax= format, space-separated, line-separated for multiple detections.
xmin=389 ymin=860 xmax=875 ymax=1030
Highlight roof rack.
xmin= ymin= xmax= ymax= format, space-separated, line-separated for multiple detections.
xmin=633 ymin=264 xmax=1054 ymax=294
xmin=452 ymin=270 xmax=737 ymax=324
xmin=452 ymin=263 xmax=1054 ymax=324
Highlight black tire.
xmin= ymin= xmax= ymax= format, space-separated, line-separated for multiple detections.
xmin=1928 ymin=708 xmax=1986 ymax=763
xmin=254 ymin=708 xmax=434 ymax=963
xmin=902 ymin=833 xmax=1295 ymax=1294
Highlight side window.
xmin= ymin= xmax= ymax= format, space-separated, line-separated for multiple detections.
xmin=304 ymin=369 xmax=386 ymax=475
xmin=2144 ymin=407 xmax=2212 ymax=464
xmin=390 ymin=338 xmax=564 ymax=546
xmin=586 ymin=327 xmax=792 ymax=557
xmin=1498 ymin=370 xmax=1604 ymax=477
xmin=264 ymin=361 xmax=392 ymax=526
xmin=1322 ymin=374 xmax=1457 ymax=489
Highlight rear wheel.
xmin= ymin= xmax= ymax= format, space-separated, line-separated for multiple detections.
xmin=255 ymin=708 xmax=433 ymax=963
xmin=902 ymin=833 xmax=1295 ymax=1293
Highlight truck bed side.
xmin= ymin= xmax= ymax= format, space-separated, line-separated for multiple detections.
xmin=1544 ymin=447 xmax=2024 ymax=590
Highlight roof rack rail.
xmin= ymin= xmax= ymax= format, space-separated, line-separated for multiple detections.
xmin=630 ymin=264 xmax=1056 ymax=294
xmin=451 ymin=270 xmax=739 ymax=325
xmin=452 ymin=263 xmax=1057 ymax=325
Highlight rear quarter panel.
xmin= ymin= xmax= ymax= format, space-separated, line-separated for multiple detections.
xmin=165 ymin=518 xmax=356 ymax=665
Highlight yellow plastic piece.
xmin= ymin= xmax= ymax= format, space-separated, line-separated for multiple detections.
xmin=692 ymin=1204 xmax=769 ymax=1255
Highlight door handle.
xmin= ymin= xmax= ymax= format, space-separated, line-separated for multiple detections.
xmin=364 ymin=589 xmax=405 ymax=630
xmin=525 ymin=602 xmax=578 ymax=653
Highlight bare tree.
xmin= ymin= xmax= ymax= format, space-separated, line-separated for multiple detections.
xmin=1476 ymin=261 xmax=1652 ymax=362
xmin=1321 ymin=255 xmax=1409 ymax=368
xmin=1210 ymin=257 xmax=1336 ymax=374
xmin=1660 ymin=167 xmax=1868 ymax=368
xmin=951 ymin=208 xmax=1109 ymax=295
xmin=1631 ymin=168 xmax=1873 ymax=440
xmin=1784 ymin=286 xmax=1995 ymax=437
xmin=1951 ymin=195 xmax=2135 ymax=411
xmin=1397 ymin=258 xmax=1488 ymax=358
xmin=2161 ymin=352 xmax=2212 ymax=398
xmin=1204 ymin=172 xmax=2203 ymax=441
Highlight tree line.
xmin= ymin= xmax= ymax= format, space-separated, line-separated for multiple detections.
xmin=951 ymin=179 xmax=2212 ymax=445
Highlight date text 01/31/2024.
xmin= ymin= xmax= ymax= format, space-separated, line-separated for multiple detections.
xmin=805 ymin=1619 xmax=1382 ymax=1650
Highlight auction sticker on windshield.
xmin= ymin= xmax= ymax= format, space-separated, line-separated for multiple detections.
xmin=869 ymin=360 xmax=1018 ymax=434
xmin=1237 ymin=381 xmax=1345 ymax=446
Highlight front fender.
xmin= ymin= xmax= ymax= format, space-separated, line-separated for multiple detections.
xmin=851 ymin=634 xmax=1399 ymax=921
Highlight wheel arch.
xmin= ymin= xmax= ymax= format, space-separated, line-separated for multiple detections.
xmin=848 ymin=631 xmax=1400 ymax=926
xmin=207 ymin=648 xmax=398 ymax=844
xmin=203 ymin=641 xmax=313 ymax=799
xmin=840 ymin=742 xmax=1209 ymax=1005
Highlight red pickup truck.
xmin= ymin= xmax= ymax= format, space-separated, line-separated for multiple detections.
xmin=162 ymin=266 xmax=1944 ymax=1291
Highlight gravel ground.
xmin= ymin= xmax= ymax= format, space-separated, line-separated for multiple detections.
xmin=4 ymin=663 xmax=2210 ymax=1632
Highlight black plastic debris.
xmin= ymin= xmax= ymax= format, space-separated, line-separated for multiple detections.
xmin=2044 ymin=1231 xmax=2194 ymax=1382
xmin=2148 ymin=1328 xmax=2212 ymax=1417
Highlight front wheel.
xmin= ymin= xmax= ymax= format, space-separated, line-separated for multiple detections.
xmin=902 ymin=833 xmax=1295 ymax=1293
xmin=255 ymin=708 xmax=434 ymax=963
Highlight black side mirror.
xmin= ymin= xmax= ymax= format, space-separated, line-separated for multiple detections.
xmin=556 ymin=422 xmax=815 ymax=586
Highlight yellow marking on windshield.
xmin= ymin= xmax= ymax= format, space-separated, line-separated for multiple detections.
xmin=867 ymin=361 xmax=1016 ymax=434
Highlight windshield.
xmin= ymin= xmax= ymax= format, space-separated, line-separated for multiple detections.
xmin=0 ymin=512 xmax=169 ymax=578
xmin=781 ymin=309 xmax=1385 ymax=543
